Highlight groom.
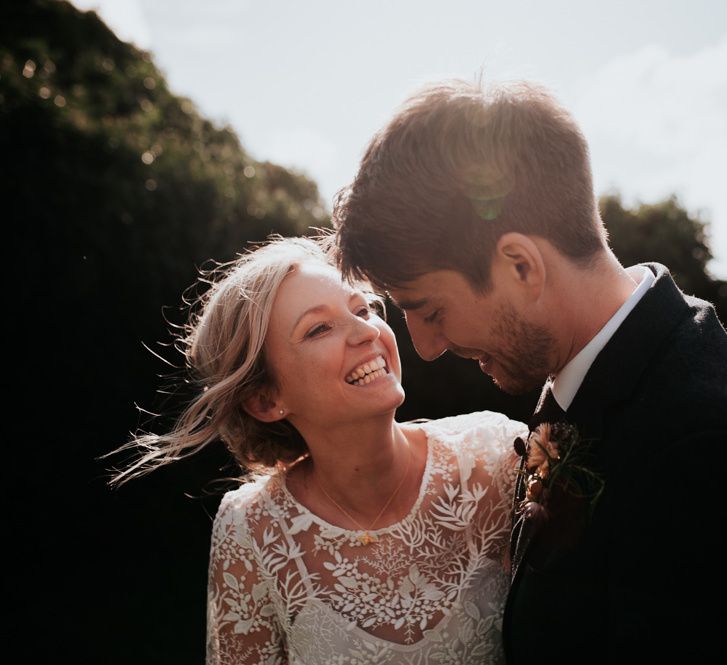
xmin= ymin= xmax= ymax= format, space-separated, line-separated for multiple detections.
xmin=332 ymin=80 xmax=727 ymax=663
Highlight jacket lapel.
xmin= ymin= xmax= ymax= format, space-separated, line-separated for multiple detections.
xmin=567 ymin=263 xmax=690 ymax=437
xmin=510 ymin=264 xmax=690 ymax=579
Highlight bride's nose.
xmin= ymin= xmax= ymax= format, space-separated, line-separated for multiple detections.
xmin=347 ymin=315 xmax=381 ymax=345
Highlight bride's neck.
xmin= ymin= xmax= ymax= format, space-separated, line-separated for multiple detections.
xmin=290 ymin=415 xmax=414 ymax=520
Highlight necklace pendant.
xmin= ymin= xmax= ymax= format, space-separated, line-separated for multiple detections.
xmin=357 ymin=532 xmax=377 ymax=545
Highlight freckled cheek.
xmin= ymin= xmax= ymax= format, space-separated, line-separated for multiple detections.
xmin=279 ymin=364 xmax=337 ymax=411
xmin=268 ymin=347 xmax=330 ymax=399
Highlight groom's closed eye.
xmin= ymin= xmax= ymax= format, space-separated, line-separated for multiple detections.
xmin=423 ymin=309 xmax=443 ymax=324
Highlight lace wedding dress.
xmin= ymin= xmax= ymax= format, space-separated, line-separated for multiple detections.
xmin=206 ymin=411 xmax=525 ymax=664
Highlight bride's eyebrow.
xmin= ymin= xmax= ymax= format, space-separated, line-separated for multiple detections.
xmin=292 ymin=293 xmax=364 ymax=331
xmin=292 ymin=304 xmax=329 ymax=332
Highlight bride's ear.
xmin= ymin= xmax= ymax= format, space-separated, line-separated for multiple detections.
xmin=242 ymin=389 xmax=286 ymax=423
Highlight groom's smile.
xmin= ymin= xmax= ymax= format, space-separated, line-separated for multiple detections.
xmin=477 ymin=355 xmax=493 ymax=373
xmin=388 ymin=269 xmax=555 ymax=395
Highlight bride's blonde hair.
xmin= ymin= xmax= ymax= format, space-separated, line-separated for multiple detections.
xmin=108 ymin=236 xmax=335 ymax=486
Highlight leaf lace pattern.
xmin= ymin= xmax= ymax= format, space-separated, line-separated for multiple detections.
xmin=206 ymin=411 xmax=525 ymax=664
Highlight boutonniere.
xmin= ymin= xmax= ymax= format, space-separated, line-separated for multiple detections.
xmin=514 ymin=422 xmax=605 ymax=524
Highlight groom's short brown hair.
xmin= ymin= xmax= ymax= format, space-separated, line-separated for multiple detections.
xmin=333 ymin=79 xmax=607 ymax=290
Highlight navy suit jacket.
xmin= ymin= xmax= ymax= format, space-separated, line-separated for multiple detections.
xmin=503 ymin=264 xmax=727 ymax=664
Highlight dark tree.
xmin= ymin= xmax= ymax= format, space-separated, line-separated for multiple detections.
xmin=3 ymin=3 xmax=328 ymax=663
xmin=600 ymin=193 xmax=726 ymax=321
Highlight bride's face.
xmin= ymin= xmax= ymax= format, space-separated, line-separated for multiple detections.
xmin=264 ymin=262 xmax=405 ymax=428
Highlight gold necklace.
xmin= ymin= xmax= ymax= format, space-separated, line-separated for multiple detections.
xmin=315 ymin=441 xmax=413 ymax=546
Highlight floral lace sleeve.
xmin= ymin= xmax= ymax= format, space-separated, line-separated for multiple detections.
xmin=424 ymin=411 xmax=525 ymax=565
xmin=471 ymin=412 xmax=523 ymax=558
xmin=482 ymin=412 xmax=525 ymax=510
xmin=206 ymin=489 xmax=286 ymax=665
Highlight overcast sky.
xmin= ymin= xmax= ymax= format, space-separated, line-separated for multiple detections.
xmin=71 ymin=0 xmax=727 ymax=278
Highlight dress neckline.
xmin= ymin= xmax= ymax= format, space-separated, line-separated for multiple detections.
xmin=278 ymin=426 xmax=434 ymax=537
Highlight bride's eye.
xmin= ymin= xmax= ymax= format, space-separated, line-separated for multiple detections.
xmin=356 ymin=305 xmax=371 ymax=318
xmin=305 ymin=322 xmax=332 ymax=338
xmin=364 ymin=295 xmax=386 ymax=318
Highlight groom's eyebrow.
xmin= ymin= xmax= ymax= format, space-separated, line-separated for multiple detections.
xmin=389 ymin=296 xmax=429 ymax=311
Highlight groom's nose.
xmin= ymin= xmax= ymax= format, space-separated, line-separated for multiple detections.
xmin=406 ymin=316 xmax=449 ymax=361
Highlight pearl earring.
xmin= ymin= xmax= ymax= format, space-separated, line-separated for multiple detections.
xmin=279 ymin=409 xmax=285 ymax=416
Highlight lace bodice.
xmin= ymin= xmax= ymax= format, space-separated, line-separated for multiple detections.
xmin=206 ymin=411 xmax=525 ymax=664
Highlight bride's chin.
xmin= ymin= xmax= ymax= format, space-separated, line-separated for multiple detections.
xmin=370 ymin=384 xmax=406 ymax=411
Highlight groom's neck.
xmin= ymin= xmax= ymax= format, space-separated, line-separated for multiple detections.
xmin=548 ymin=249 xmax=638 ymax=370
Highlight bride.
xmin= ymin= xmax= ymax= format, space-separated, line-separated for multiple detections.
xmin=114 ymin=236 xmax=526 ymax=664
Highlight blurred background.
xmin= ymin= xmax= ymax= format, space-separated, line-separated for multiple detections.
xmin=3 ymin=1 xmax=725 ymax=662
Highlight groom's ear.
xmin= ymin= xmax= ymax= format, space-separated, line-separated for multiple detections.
xmin=492 ymin=233 xmax=546 ymax=298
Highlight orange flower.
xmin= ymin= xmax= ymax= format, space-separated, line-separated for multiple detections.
xmin=527 ymin=423 xmax=560 ymax=472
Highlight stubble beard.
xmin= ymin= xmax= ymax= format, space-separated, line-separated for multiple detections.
xmin=487 ymin=301 xmax=556 ymax=395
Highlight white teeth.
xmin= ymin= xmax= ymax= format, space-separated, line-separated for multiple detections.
xmin=350 ymin=368 xmax=387 ymax=386
xmin=346 ymin=357 xmax=388 ymax=385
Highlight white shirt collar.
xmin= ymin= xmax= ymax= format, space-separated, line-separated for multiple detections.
xmin=551 ymin=265 xmax=655 ymax=410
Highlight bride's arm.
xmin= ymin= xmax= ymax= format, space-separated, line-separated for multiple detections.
xmin=206 ymin=496 xmax=287 ymax=665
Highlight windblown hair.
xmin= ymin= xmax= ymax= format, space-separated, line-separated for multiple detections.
xmin=333 ymin=79 xmax=607 ymax=290
xmin=108 ymin=236 xmax=334 ymax=486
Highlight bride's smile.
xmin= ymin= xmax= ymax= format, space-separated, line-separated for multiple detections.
xmin=345 ymin=354 xmax=390 ymax=386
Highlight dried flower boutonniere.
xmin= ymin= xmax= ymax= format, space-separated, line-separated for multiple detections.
xmin=514 ymin=422 xmax=605 ymax=524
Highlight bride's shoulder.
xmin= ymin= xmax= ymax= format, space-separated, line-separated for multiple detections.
xmin=213 ymin=474 xmax=277 ymax=527
xmin=414 ymin=410 xmax=526 ymax=443
xmin=414 ymin=411 xmax=525 ymax=495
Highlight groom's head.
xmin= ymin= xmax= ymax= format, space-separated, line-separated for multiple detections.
xmin=333 ymin=79 xmax=609 ymax=394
